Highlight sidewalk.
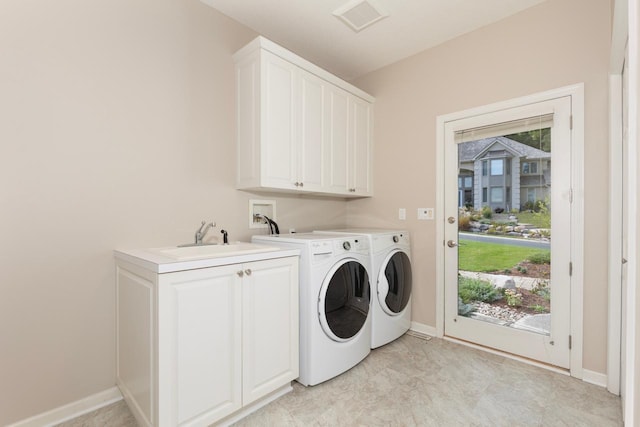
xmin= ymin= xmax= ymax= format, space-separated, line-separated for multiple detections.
xmin=459 ymin=270 xmax=540 ymax=290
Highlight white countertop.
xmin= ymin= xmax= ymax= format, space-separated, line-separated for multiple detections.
xmin=114 ymin=244 xmax=300 ymax=273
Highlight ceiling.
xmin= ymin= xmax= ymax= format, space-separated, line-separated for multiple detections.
xmin=201 ymin=0 xmax=547 ymax=80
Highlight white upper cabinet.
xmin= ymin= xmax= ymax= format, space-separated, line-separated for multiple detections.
xmin=234 ymin=37 xmax=374 ymax=198
xmin=350 ymin=97 xmax=373 ymax=195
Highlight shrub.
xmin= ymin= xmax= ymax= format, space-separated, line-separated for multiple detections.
xmin=458 ymin=297 xmax=475 ymax=316
xmin=458 ymin=276 xmax=502 ymax=304
xmin=482 ymin=205 xmax=492 ymax=219
xmin=458 ymin=215 xmax=471 ymax=231
xmin=504 ymin=289 xmax=523 ymax=307
xmin=529 ymin=304 xmax=548 ymax=313
xmin=527 ymin=251 xmax=551 ymax=264
xmin=531 ymin=280 xmax=551 ymax=300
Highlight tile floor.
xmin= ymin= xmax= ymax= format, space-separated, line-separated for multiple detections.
xmin=57 ymin=334 xmax=623 ymax=426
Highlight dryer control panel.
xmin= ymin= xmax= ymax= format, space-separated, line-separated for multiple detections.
xmin=372 ymin=232 xmax=410 ymax=252
xmin=334 ymin=236 xmax=369 ymax=255
xmin=310 ymin=240 xmax=334 ymax=256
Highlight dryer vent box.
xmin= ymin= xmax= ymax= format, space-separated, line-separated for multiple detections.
xmin=249 ymin=199 xmax=276 ymax=229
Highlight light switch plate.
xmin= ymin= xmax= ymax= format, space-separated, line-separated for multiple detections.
xmin=418 ymin=208 xmax=434 ymax=220
xmin=398 ymin=208 xmax=406 ymax=220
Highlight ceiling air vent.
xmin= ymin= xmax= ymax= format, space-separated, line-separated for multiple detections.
xmin=333 ymin=0 xmax=389 ymax=33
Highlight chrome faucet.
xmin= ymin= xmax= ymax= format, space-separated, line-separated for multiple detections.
xmin=195 ymin=221 xmax=215 ymax=245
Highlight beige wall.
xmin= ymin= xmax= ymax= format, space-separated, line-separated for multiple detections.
xmin=350 ymin=0 xmax=611 ymax=374
xmin=0 ymin=1 xmax=347 ymax=424
xmin=0 ymin=0 xmax=615 ymax=423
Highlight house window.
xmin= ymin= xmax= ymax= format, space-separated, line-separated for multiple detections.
xmin=482 ymin=187 xmax=488 ymax=203
xmin=464 ymin=177 xmax=472 ymax=188
xmin=482 ymin=161 xmax=488 ymax=176
xmin=522 ymin=161 xmax=539 ymax=175
xmin=490 ymin=159 xmax=503 ymax=176
xmin=527 ymin=188 xmax=536 ymax=202
xmin=506 ymin=159 xmax=511 ymax=175
xmin=491 ymin=187 xmax=503 ymax=203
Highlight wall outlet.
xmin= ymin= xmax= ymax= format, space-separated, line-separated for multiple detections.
xmin=398 ymin=208 xmax=406 ymax=220
xmin=418 ymin=208 xmax=434 ymax=220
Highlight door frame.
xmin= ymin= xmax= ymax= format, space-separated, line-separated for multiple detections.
xmin=609 ymin=1 xmax=638 ymax=423
xmin=435 ymin=83 xmax=585 ymax=378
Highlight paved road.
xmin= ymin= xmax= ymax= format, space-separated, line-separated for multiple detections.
xmin=459 ymin=232 xmax=550 ymax=249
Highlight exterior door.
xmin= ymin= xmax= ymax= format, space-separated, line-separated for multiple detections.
xmin=444 ymin=96 xmax=572 ymax=369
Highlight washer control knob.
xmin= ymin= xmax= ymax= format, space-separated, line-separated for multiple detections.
xmin=342 ymin=241 xmax=351 ymax=251
xmin=393 ymin=235 xmax=399 ymax=243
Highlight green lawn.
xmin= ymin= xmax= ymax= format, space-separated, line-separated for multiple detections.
xmin=514 ymin=211 xmax=550 ymax=228
xmin=459 ymin=240 xmax=550 ymax=272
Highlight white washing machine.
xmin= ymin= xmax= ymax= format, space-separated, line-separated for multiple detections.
xmin=252 ymin=233 xmax=372 ymax=386
xmin=314 ymin=229 xmax=412 ymax=348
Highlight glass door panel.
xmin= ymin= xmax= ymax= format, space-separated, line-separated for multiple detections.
xmin=444 ymin=96 xmax=572 ymax=369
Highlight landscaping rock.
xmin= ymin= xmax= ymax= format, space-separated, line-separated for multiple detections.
xmin=473 ymin=302 xmax=529 ymax=323
xmin=502 ymin=278 xmax=516 ymax=289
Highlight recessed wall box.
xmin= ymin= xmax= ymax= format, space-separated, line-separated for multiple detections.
xmin=250 ymin=199 xmax=276 ymax=229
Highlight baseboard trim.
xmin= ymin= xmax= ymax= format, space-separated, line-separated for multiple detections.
xmin=7 ymin=387 xmax=123 ymax=427
xmin=582 ymin=369 xmax=608 ymax=388
xmin=409 ymin=321 xmax=437 ymax=339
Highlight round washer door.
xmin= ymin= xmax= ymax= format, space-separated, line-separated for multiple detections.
xmin=377 ymin=250 xmax=412 ymax=315
xmin=318 ymin=259 xmax=370 ymax=342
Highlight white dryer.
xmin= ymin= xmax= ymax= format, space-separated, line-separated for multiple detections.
xmin=252 ymin=233 xmax=372 ymax=386
xmin=315 ymin=229 xmax=412 ymax=348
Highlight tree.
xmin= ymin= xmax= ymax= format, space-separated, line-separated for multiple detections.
xmin=505 ymin=128 xmax=551 ymax=153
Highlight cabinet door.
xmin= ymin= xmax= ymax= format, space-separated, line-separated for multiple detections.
xmin=242 ymin=257 xmax=299 ymax=405
xmin=325 ymin=85 xmax=351 ymax=194
xmin=298 ymin=70 xmax=326 ymax=192
xmin=261 ymin=50 xmax=298 ymax=190
xmin=158 ymin=265 xmax=242 ymax=426
xmin=350 ymin=97 xmax=373 ymax=196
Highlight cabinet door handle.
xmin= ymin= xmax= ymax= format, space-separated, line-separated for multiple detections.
xmin=294 ymin=182 xmax=299 ymax=187
xmin=237 ymin=270 xmax=244 ymax=277
xmin=299 ymin=182 xmax=303 ymax=187
xmin=244 ymin=269 xmax=252 ymax=276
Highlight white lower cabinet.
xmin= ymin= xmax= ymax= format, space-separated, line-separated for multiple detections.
xmin=116 ymin=256 xmax=299 ymax=427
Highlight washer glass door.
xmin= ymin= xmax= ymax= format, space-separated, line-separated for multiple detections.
xmin=319 ymin=260 xmax=370 ymax=341
xmin=378 ymin=251 xmax=412 ymax=315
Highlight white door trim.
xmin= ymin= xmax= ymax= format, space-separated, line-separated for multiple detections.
xmin=435 ymin=83 xmax=585 ymax=378
xmin=608 ymin=72 xmax=623 ymax=396
xmin=608 ymin=0 xmax=629 ymax=401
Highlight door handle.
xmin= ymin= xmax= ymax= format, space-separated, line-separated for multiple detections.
xmin=447 ymin=240 xmax=458 ymax=248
